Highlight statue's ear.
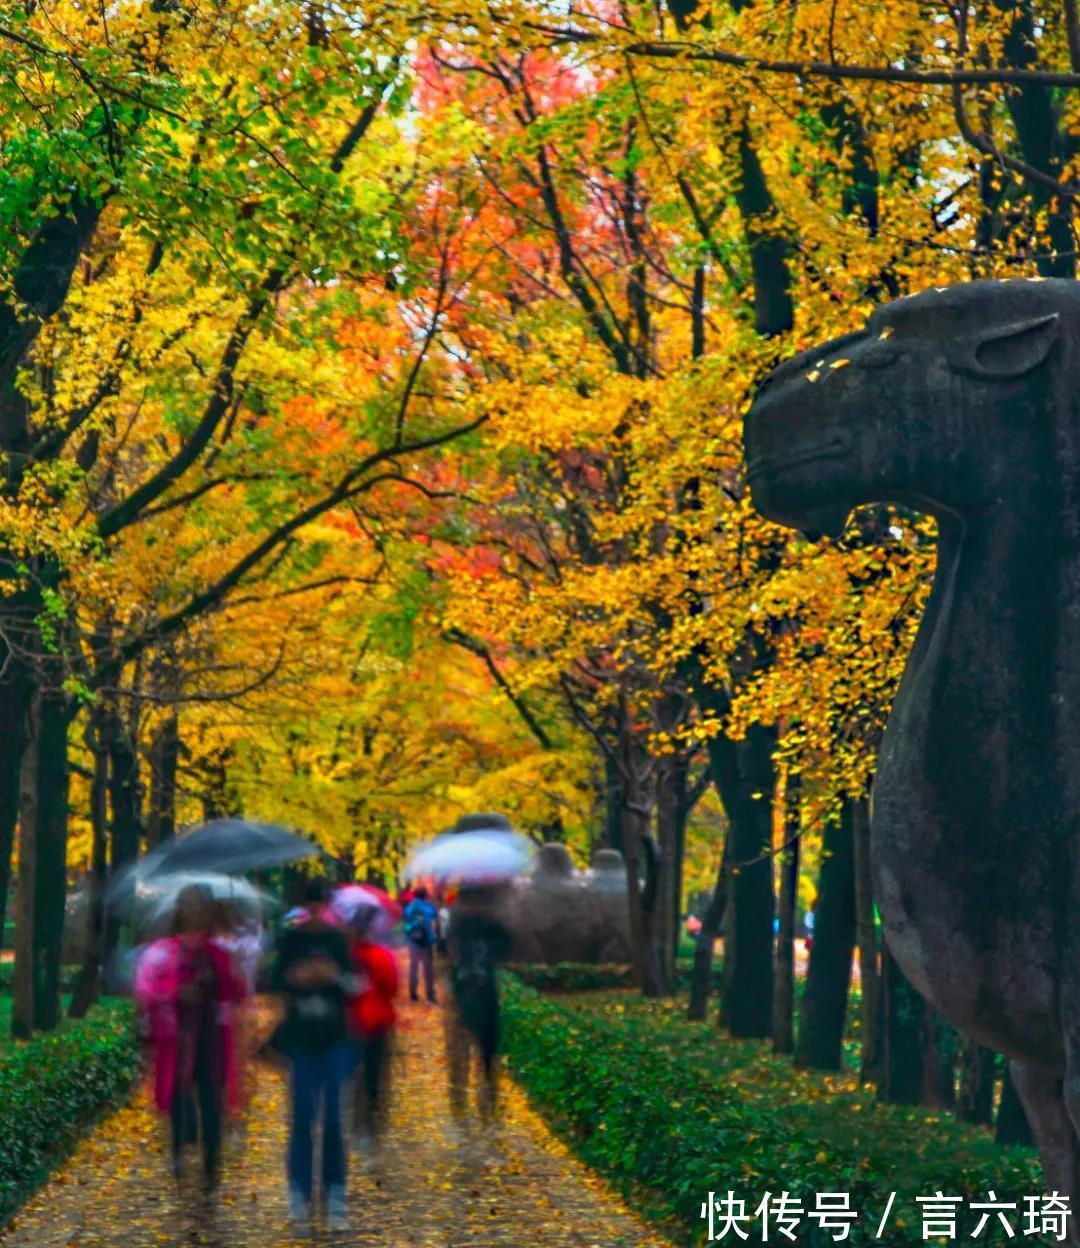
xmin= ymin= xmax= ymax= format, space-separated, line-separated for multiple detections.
xmin=949 ymin=313 xmax=1060 ymax=379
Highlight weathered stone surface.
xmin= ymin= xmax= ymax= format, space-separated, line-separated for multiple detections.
xmin=583 ymin=849 xmax=633 ymax=963
xmin=484 ymin=844 xmax=631 ymax=965
xmin=744 ymin=279 xmax=1080 ymax=1219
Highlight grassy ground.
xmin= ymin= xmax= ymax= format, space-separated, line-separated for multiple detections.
xmin=0 ymin=993 xmax=82 ymax=1050
xmin=564 ymin=990 xmax=1034 ymax=1197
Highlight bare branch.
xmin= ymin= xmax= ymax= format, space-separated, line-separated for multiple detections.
xmin=445 ymin=626 xmax=554 ymax=749
xmin=533 ymin=25 xmax=1080 ymax=88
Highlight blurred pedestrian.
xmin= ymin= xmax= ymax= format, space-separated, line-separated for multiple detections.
xmin=346 ymin=907 xmax=398 ymax=1152
xmin=134 ymin=883 xmax=245 ymax=1191
xmin=436 ymin=899 xmax=451 ymax=955
xmin=445 ymin=884 xmax=512 ymax=1125
xmin=270 ymin=879 xmax=357 ymax=1230
xmin=403 ymin=886 xmax=438 ymax=1004
xmin=215 ymin=899 xmax=265 ymax=1119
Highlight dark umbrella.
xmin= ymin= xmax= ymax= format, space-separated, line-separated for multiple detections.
xmin=106 ymin=818 xmax=318 ymax=907
xmin=451 ymin=812 xmax=514 ymax=834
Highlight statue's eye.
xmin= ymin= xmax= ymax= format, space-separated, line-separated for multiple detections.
xmin=855 ymin=344 xmax=901 ymax=369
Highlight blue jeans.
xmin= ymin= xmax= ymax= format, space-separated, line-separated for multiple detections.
xmin=287 ymin=1045 xmax=349 ymax=1199
xmin=408 ymin=943 xmax=436 ymax=1001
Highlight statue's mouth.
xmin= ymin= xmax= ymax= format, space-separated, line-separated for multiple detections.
xmin=745 ymin=435 xmax=851 ymax=482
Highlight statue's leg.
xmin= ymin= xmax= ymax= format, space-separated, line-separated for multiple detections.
xmin=1013 ymin=1058 xmax=1080 ymax=1244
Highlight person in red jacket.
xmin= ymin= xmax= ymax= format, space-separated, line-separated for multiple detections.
xmin=347 ymin=908 xmax=399 ymax=1150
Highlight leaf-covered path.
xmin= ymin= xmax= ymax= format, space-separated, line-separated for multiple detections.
xmin=1 ymin=997 xmax=671 ymax=1248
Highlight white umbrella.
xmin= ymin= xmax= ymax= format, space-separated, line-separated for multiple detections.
xmin=329 ymin=884 xmax=400 ymax=940
xmin=405 ymin=829 xmax=534 ymax=884
xmin=137 ymin=873 xmax=273 ymax=930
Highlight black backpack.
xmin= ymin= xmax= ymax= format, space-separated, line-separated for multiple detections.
xmin=406 ymin=905 xmax=433 ymax=947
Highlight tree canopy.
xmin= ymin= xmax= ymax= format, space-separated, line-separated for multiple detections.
xmin=0 ymin=0 xmax=1075 ymax=1030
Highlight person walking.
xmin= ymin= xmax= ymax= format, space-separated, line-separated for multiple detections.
xmin=346 ymin=908 xmax=399 ymax=1152
xmin=135 ymin=883 xmax=244 ymax=1191
xmin=403 ymin=886 xmax=438 ymax=1004
xmin=270 ymin=880 xmax=357 ymax=1230
xmin=214 ymin=900 xmax=265 ymax=1121
xmin=445 ymin=884 xmax=512 ymax=1125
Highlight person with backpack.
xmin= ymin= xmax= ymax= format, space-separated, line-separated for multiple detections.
xmin=403 ymin=886 xmax=439 ymax=1004
xmin=269 ymin=879 xmax=358 ymax=1230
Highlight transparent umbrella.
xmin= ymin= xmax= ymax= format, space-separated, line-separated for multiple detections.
xmin=136 ymin=873 xmax=274 ymax=931
xmin=107 ymin=817 xmax=318 ymax=907
xmin=329 ymin=884 xmax=401 ymax=940
xmin=405 ymin=829 xmax=534 ymax=884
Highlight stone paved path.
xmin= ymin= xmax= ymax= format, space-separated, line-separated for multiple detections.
xmin=1 ymin=995 xmax=672 ymax=1248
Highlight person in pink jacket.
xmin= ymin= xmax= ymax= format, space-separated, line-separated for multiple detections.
xmin=135 ymin=884 xmax=245 ymax=1190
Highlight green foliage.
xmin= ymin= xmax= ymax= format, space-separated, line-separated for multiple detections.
xmin=0 ymin=966 xmax=80 ymax=995
xmin=508 ymin=963 xmax=637 ymax=992
xmin=501 ymin=980 xmax=1040 ymax=1245
xmin=0 ymin=999 xmax=137 ymax=1226
xmin=507 ymin=960 xmax=724 ymax=993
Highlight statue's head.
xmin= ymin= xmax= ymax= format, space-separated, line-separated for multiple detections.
xmin=590 ymin=848 xmax=625 ymax=873
xmin=534 ymin=843 xmax=576 ymax=879
xmin=745 ymin=280 xmax=1080 ymax=538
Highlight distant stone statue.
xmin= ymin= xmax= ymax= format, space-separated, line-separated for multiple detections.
xmin=744 ymin=279 xmax=1080 ymax=1219
xmin=498 ymin=843 xmax=595 ymax=964
xmin=584 ymin=849 xmax=633 ymax=963
xmin=467 ymin=837 xmax=631 ymax=965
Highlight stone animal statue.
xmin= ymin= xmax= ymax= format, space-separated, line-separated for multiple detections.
xmin=583 ymin=848 xmax=634 ymax=963
xmin=486 ymin=843 xmax=633 ymax=964
xmin=744 ymin=279 xmax=1080 ymax=1219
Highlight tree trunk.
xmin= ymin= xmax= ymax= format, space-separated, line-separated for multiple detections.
xmin=654 ymin=748 xmax=687 ymax=987
xmin=688 ymin=834 xmax=729 ymax=1022
xmin=706 ymin=724 xmax=775 ymax=1038
xmin=104 ymin=711 xmax=143 ymax=960
xmin=922 ymin=1005 xmax=957 ymax=1109
xmin=0 ymin=196 xmax=101 ymax=945
xmin=69 ymin=716 xmax=110 ymax=1018
xmin=879 ymin=946 xmax=926 ymax=1104
xmin=852 ymin=797 xmax=882 ymax=1083
xmin=603 ymin=752 xmax=623 ymax=855
xmin=30 ymin=686 xmax=71 ymax=1031
xmin=0 ymin=604 xmax=37 ymax=950
xmin=795 ymin=801 xmax=856 ymax=1070
xmin=0 ymin=764 xmax=16 ymax=954
xmin=1001 ymin=6 xmax=1075 ymax=279
xmin=735 ymin=125 xmax=794 ymax=336
xmin=772 ymin=775 xmax=799 ymax=1055
xmin=996 ymin=1063 xmax=1035 ymax=1147
xmin=108 ymin=713 xmax=143 ymax=871
xmin=673 ymin=757 xmax=696 ymax=961
xmin=618 ymin=714 xmax=666 ymax=997
xmin=146 ymin=714 xmax=179 ymax=849
xmin=11 ymin=694 xmax=39 ymax=1039
xmin=201 ymin=748 xmax=239 ymax=821
xmin=0 ymin=658 xmax=33 ymax=951
xmin=957 ymin=1039 xmax=996 ymax=1126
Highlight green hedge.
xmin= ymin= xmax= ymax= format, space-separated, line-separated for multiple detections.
xmin=0 ymin=1000 xmax=138 ymax=1226
xmin=507 ymin=963 xmax=636 ymax=992
xmin=501 ymin=978 xmax=1039 ymax=1245
xmin=507 ymin=959 xmax=724 ymax=994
